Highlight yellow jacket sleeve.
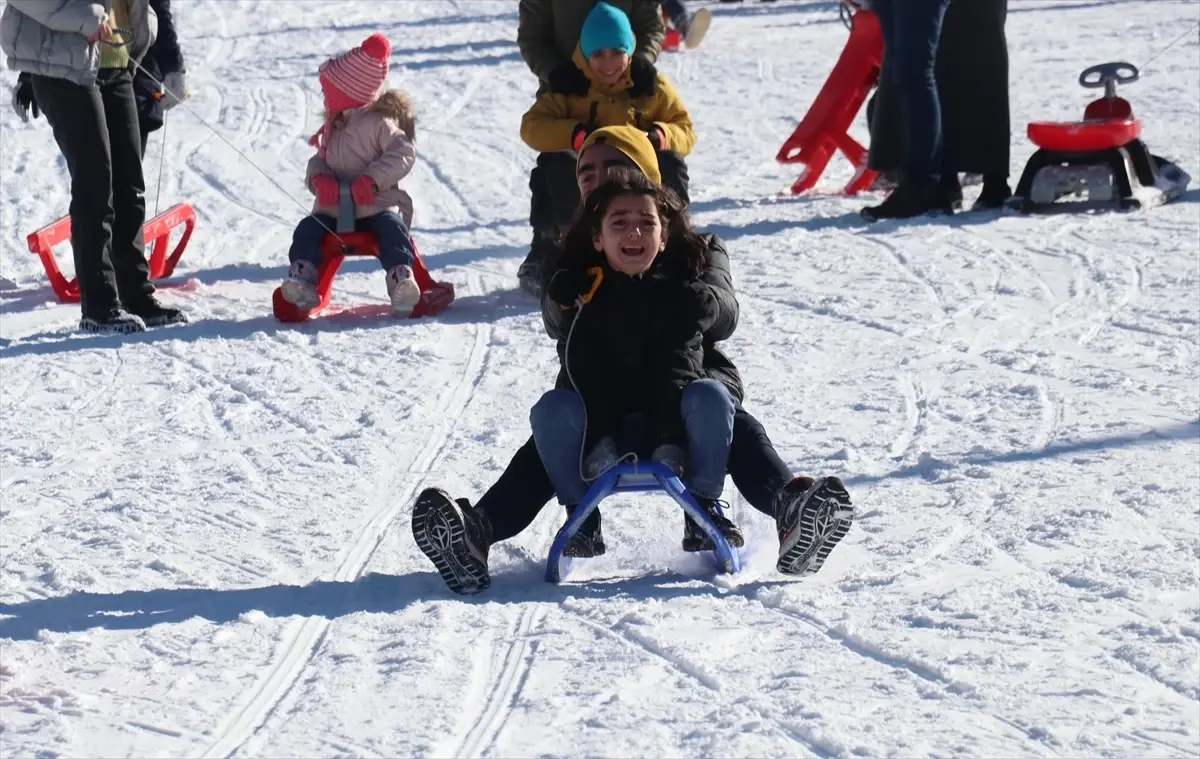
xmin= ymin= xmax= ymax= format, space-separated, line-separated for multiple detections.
xmin=520 ymin=92 xmax=580 ymax=153
xmin=647 ymin=75 xmax=696 ymax=157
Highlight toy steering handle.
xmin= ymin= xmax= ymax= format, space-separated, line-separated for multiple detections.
xmin=1079 ymin=61 xmax=1139 ymax=89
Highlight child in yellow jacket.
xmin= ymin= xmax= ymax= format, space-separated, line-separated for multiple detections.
xmin=520 ymin=2 xmax=695 ymax=200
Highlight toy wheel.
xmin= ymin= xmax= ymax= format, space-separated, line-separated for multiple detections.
xmin=1079 ymin=61 xmax=1139 ymax=88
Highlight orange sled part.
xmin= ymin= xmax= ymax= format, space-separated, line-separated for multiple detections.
xmin=27 ymin=203 xmax=196 ymax=304
xmin=776 ymin=9 xmax=881 ymax=195
xmin=271 ymin=231 xmax=455 ymax=322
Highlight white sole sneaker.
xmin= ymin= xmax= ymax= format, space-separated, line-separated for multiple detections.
xmin=389 ymin=277 xmax=422 ymax=317
xmin=281 ymin=279 xmax=320 ymax=310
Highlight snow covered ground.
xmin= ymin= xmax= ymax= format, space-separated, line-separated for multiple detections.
xmin=1 ymin=0 xmax=1198 ymax=756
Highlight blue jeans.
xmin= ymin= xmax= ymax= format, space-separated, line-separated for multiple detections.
xmin=288 ymin=212 xmax=415 ymax=270
xmin=873 ymin=0 xmax=952 ymax=180
xmin=530 ymin=379 xmax=736 ymax=506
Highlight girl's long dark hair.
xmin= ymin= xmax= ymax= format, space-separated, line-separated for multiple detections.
xmin=547 ymin=169 xmax=710 ymax=283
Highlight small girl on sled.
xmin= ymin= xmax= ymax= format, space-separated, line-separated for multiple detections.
xmin=281 ymin=34 xmax=422 ymax=317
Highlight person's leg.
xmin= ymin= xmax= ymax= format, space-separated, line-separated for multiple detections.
xmin=30 ymin=73 xmax=138 ymax=330
xmin=281 ymin=214 xmax=337 ymax=308
xmin=520 ymin=152 xmax=578 ymax=295
xmin=100 ymin=69 xmax=154 ymax=306
xmin=359 ymin=211 xmax=420 ymax=315
xmin=885 ymin=0 xmax=952 ymax=182
xmin=477 ymin=437 xmax=558 ymax=542
xmin=656 ymin=151 xmax=691 ymax=208
xmin=679 ymin=379 xmax=743 ymax=552
xmin=680 ymin=379 xmax=735 ymax=499
xmin=531 ymin=389 xmax=608 ymax=556
xmin=530 ymin=389 xmax=591 ymax=507
xmin=727 ymin=407 xmax=793 ymax=518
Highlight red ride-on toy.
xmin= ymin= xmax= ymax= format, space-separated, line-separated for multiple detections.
xmin=271 ymin=183 xmax=454 ymax=322
xmin=1009 ymin=61 xmax=1191 ymax=213
xmin=27 ymin=203 xmax=196 ymax=303
xmin=775 ymin=7 xmax=881 ymax=195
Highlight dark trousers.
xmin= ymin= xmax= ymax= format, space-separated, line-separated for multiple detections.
xmin=872 ymin=0 xmax=952 ymax=180
xmin=289 ymin=212 xmax=415 ymax=270
xmin=658 ymin=150 xmax=691 ymax=207
xmin=32 ymin=68 xmax=153 ymax=316
xmin=660 ymin=0 xmax=689 ymax=28
xmin=529 ymin=152 xmax=581 ymax=237
xmin=482 ymin=406 xmax=790 ymax=543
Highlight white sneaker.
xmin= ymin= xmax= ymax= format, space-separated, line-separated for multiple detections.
xmin=281 ymin=260 xmax=320 ymax=310
xmin=386 ymin=264 xmax=421 ymax=317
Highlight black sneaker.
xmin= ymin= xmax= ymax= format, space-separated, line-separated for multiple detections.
xmin=412 ymin=488 xmax=492 ymax=595
xmin=682 ymin=496 xmax=745 ymax=553
xmin=80 ymin=307 xmax=146 ymax=334
xmin=125 ymin=295 xmax=188 ymax=327
xmin=563 ymin=507 xmax=606 ymax=558
xmin=775 ymin=476 xmax=854 ymax=575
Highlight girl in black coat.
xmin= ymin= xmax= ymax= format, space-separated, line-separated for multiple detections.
xmin=536 ymin=169 xmax=744 ymax=553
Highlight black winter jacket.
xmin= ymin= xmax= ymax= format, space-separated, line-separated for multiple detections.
xmin=542 ymin=233 xmax=744 ymax=404
xmin=542 ymin=235 xmax=744 ymax=446
xmin=133 ymin=0 xmax=185 ymax=134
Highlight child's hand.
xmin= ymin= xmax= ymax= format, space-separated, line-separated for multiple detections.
xmin=350 ymin=175 xmax=378 ymax=206
xmin=546 ymin=268 xmax=594 ymax=309
xmin=311 ymin=174 xmax=339 ymax=206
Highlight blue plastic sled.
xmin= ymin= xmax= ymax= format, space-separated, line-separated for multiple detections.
xmin=545 ymin=462 xmax=743 ymax=584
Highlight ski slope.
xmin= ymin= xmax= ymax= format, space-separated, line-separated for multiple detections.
xmin=1 ymin=0 xmax=1198 ymax=755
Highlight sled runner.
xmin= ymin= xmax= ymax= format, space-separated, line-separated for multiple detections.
xmin=775 ymin=8 xmax=881 ymax=196
xmin=27 ymin=203 xmax=196 ymax=304
xmin=1009 ymin=61 xmax=1191 ymax=213
xmin=272 ymin=182 xmax=455 ymax=322
xmin=545 ymin=462 xmax=743 ymax=584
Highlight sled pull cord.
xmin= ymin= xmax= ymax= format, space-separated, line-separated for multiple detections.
xmin=99 ymin=37 xmax=348 ymax=247
xmin=1138 ymin=21 xmax=1199 ymax=73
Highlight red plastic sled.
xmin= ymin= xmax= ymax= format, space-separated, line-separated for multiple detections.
xmin=270 ymin=231 xmax=455 ymax=322
xmin=27 ymin=203 xmax=196 ymax=304
xmin=776 ymin=9 xmax=881 ymax=195
xmin=662 ymin=28 xmax=682 ymax=53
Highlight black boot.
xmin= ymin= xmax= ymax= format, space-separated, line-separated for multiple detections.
xmin=682 ymin=496 xmax=744 ymax=552
xmin=973 ymin=174 xmax=1012 ymax=210
xmin=938 ymin=173 xmax=963 ymax=211
xmin=412 ymin=488 xmax=493 ymax=595
xmin=861 ymin=175 xmax=948 ymax=221
xmin=79 ymin=305 xmax=146 ymax=334
xmin=563 ymin=506 xmax=606 ymax=558
xmin=124 ymin=294 xmax=188 ymax=327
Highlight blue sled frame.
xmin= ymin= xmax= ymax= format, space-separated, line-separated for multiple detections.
xmin=545 ymin=462 xmax=743 ymax=583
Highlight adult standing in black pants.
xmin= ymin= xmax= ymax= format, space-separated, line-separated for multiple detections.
xmin=0 ymin=0 xmax=187 ymax=333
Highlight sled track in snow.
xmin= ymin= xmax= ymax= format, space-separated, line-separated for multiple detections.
xmin=196 ymin=306 xmax=494 ymax=759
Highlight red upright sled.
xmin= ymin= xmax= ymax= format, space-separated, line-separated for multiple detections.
xmin=776 ymin=8 xmax=881 ymax=195
xmin=27 ymin=203 xmax=196 ymax=303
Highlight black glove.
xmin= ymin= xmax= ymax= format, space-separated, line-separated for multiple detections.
xmin=547 ymin=63 xmax=591 ymax=96
xmin=646 ymin=126 xmax=665 ymax=151
xmin=11 ymin=72 xmax=38 ymax=123
xmin=628 ymin=56 xmax=658 ymax=99
xmin=546 ymin=267 xmax=597 ymax=309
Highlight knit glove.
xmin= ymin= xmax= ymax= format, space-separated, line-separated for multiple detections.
xmin=11 ymin=73 xmax=37 ymax=123
xmin=628 ymin=56 xmax=658 ymax=99
xmin=310 ymin=174 xmax=340 ymax=206
xmin=547 ymin=63 xmax=590 ymax=97
xmin=351 ymin=175 xmax=378 ymax=206
xmin=161 ymin=70 xmax=187 ymax=110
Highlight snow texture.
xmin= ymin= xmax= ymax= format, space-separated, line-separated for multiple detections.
xmin=1 ymin=1 xmax=1198 ymax=757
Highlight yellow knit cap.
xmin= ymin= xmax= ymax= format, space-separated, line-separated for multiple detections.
xmin=578 ymin=126 xmax=662 ymax=186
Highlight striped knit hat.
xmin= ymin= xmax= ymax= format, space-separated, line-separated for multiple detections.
xmin=310 ymin=33 xmax=392 ymax=156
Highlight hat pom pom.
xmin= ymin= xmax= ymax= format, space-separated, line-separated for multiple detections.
xmin=361 ymin=33 xmax=391 ymax=61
